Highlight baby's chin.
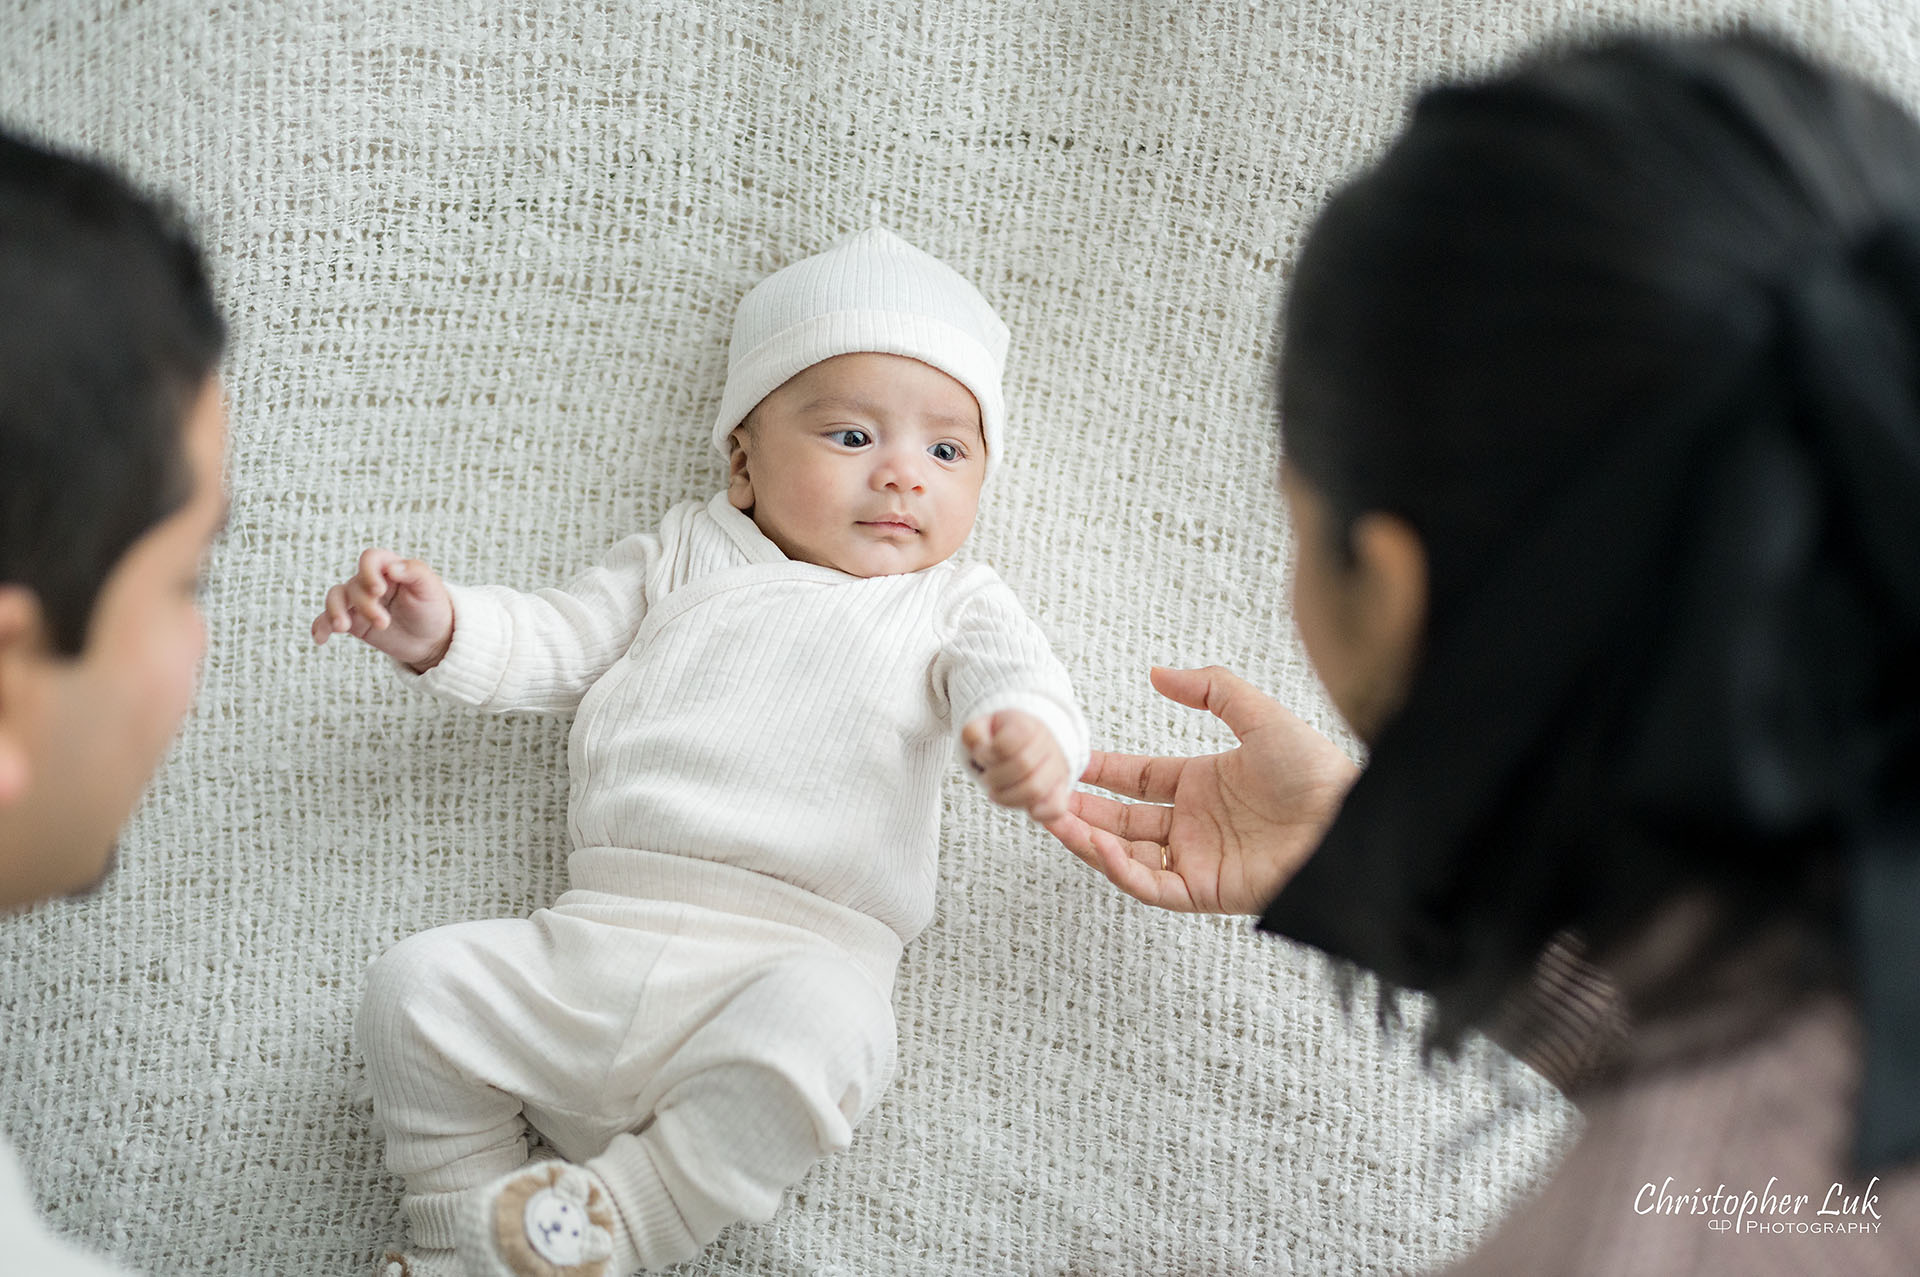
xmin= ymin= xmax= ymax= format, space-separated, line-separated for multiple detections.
xmin=823 ymin=550 xmax=959 ymax=578
xmin=816 ymin=536 xmax=971 ymax=578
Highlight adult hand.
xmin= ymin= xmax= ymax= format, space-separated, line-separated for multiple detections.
xmin=1044 ymin=666 xmax=1359 ymax=914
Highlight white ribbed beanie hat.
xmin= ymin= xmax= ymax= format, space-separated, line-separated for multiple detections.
xmin=712 ymin=227 xmax=1010 ymax=473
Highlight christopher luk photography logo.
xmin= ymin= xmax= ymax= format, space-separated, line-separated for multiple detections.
xmin=1635 ymin=1176 xmax=1884 ymax=1236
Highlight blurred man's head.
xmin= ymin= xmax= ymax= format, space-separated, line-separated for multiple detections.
xmin=0 ymin=128 xmax=227 ymax=911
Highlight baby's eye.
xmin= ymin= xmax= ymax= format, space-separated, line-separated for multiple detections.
xmin=830 ymin=429 xmax=872 ymax=449
xmin=930 ymin=441 xmax=964 ymax=463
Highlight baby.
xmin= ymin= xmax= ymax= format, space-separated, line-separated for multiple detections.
xmin=312 ymin=228 xmax=1088 ymax=1277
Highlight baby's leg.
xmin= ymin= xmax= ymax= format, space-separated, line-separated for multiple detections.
xmin=467 ymin=946 xmax=896 ymax=1274
xmin=594 ymin=949 xmax=896 ymax=1267
xmin=359 ymin=913 xmax=651 ymax=1251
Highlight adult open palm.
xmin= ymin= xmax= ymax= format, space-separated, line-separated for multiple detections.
xmin=1044 ymin=666 xmax=1359 ymax=914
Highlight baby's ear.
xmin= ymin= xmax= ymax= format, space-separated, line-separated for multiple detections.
xmin=725 ymin=427 xmax=754 ymax=512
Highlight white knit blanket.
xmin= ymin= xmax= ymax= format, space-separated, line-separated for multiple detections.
xmin=4 ymin=3 xmax=1914 ymax=1273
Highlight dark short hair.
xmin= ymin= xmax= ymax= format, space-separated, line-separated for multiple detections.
xmin=0 ymin=127 xmax=225 ymax=654
xmin=1268 ymin=33 xmax=1920 ymax=1077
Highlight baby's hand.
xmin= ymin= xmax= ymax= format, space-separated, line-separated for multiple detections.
xmin=311 ymin=549 xmax=455 ymax=672
xmin=960 ymin=710 xmax=1071 ymax=823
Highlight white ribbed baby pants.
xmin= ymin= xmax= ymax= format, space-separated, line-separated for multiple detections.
xmin=357 ymin=880 xmax=899 ymax=1270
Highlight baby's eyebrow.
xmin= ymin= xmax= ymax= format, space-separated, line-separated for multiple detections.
xmin=924 ymin=410 xmax=983 ymax=438
xmin=798 ymin=395 xmax=881 ymax=418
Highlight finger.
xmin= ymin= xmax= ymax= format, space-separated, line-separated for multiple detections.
xmin=1042 ymin=807 xmax=1104 ymax=865
xmin=981 ymin=755 xmax=1041 ymax=798
xmin=1041 ymin=805 xmax=1086 ymax=851
xmin=323 ymin=584 xmax=355 ymax=632
xmin=1030 ymin=780 xmax=1071 ymax=824
xmin=1067 ymin=790 xmax=1174 ymax=844
xmin=390 ymin=557 xmax=434 ymax=596
xmin=342 ymin=570 xmax=384 ymax=607
xmin=960 ymin=718 xmax=990 ymax=757
xmin=344 ymin=576 xmax=393 ymax=630
xmin=356 ymin=547 xmax=399 ymax=590
xmin=1080 ymin=748 xmax=1185 ymax=805
xmin=997 ymin=749 xmax=1072 ymax=815
xmin=312 ymin=603 xmax=352 ymax=646
xmin=988 ymin=710 xmax=1040 ymax=750
xmin=1149 ymin=665 xmax=1280 ymax=740
xmin=1048 ymin=790 xmax=1198 ymax=911
xmin=311 ymin=595 xmax=339 ymax=645
xmin=358 ymin=553 xmax=402 ymax=623
xmin=1044 ymin=807 xmax=1156 ymax=873
xmin=996 ymin=721 xmax=1051 ymax=775
xmin=982 ymin=731 xmax=1063 ymax=790
xmin=976 ymin=713 xmax=1039 ymax=769
xmin=992 ymin=776 xmax=1056 ymax=814
xmin=1082 ymin=821 xmax=1197 ymax=913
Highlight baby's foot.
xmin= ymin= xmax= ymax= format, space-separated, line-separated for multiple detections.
xmin=461 ymin=1161 xmax=617 ymax=1277
xmin=377 ymin=1248 xmax=459 ymax=1277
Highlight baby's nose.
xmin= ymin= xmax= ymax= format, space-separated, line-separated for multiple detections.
xmin=874 ymin=449 xmax=926 ymax=490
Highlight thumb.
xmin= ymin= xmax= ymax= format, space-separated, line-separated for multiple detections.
xmin=1148 ymin=665 xmax=1279 ymax=741
xmin=391 ymin=559 xmax=442 ymax=602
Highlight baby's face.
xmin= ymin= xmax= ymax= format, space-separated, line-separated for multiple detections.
xmin=727 ymin=352 xmax=987 ymax=577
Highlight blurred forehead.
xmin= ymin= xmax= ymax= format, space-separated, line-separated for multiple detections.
xmin=779 ymin=353 xmax=982 ymax=437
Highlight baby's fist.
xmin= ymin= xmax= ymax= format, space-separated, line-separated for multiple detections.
xmin=960 ymin=709 xmax=1070 ymax=823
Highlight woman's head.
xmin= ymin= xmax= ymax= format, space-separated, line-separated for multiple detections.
xmin=1266 ymin=33 xmax=1920 ymax=1165
xmin=1281 ymin=33 xmax=1920 ymax=620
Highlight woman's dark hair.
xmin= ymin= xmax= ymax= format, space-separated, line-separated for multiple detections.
xmin=0 ymin=127 xmax=226 ymax=654
xmin=1262 ymin=33 xmax=1920 ymax=1166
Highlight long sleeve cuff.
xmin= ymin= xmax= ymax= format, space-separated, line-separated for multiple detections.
xmin=389 ymin=583 xmax=515 ymax=708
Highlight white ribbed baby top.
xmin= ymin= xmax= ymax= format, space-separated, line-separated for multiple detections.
xmin=405 ymin=493 xmax=1088 ymax=952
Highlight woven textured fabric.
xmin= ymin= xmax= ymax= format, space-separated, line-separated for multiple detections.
xmin=1 ymin=2 xmax=1914 ymax=1274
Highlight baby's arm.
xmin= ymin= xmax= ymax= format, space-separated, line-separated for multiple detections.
xmin=935 ymin=566 xmax=1091 ymax=825
xmin=312 ymin=528 xmax=664 ymax=713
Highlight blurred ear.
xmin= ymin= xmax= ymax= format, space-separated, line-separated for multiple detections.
xmin=1348 ymin=512 xmax=1428 ymax=720
xmin=725 ymin=426 xmax=755 ymax=512
xmin=0 ymin=586 xmax=48 ymax=806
